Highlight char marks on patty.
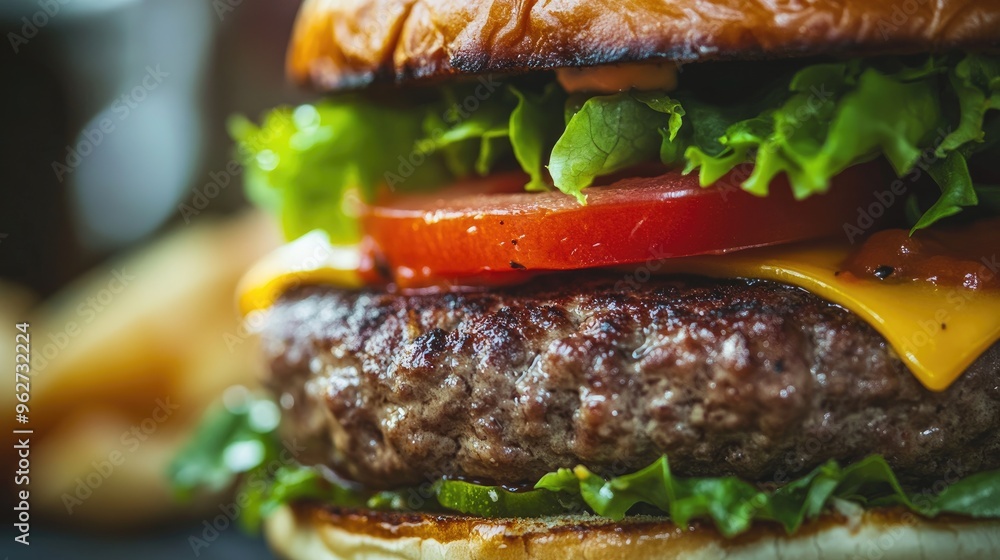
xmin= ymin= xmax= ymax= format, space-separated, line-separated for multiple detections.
xmin=262 ymin=273 xmax=1000 ymax=489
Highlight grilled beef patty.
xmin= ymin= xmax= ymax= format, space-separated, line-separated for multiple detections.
xmin=262 ymin=274 xmax=1000 ymax=489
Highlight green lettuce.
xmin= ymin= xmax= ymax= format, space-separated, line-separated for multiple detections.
xmin=234 ymin=455 xmax=1000 ymax=538
xmin=509 ymin=84 xmax=565 ymax=191
xmin=230 ymin=101 xmax=453 ymax=243
xmin=666 ymin=56 xmax=999 ymax=229
xmin=937 ymin=54 xmax=1000 ymax=154
xmin=168 ymin=391 xmax=283 ymax=499
xmin=532 ymin=455 xmax=1000 ymax=537
xmin=418 ymin=86 xmax=513 ymax=178
xmin=419 ymin=83 xmax=568 ymax=188
xmin=241 ymin=465 xmax=366 ymax=532
xmin=917 ymin=151 xmax=978 ymax=230
xmin=547 ymin=91 xmax=682 ymax=201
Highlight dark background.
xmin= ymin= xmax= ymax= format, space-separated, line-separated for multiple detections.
xmin=0 ymin=0 xmax=307 ymax=297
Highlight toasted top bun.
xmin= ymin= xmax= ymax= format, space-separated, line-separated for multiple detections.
xmin=288 ymin=0 xmax=1000 ymax=90
xmin=266 ymin=503 xmax=1000 ymax=560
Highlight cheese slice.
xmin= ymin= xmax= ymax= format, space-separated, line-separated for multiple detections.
xmin=237 ymin=230 xmax=365 ymax=316
xmin=238 ymin=233 xmax=1000 ymax=392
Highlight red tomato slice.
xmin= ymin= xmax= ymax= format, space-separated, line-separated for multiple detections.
xmin=361 ymin=162 xmax=897 ymax=286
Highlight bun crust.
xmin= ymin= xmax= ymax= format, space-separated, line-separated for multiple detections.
xmin=288 ymin=0 xmax=1000 ymax=90
xmin=265 ymin=504 xmax=1000 ymax=560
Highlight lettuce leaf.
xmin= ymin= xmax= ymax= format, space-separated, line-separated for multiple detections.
xmin=168 ymin=392 xmax=282 ymax=499
xmin=434 ymin=479 xmax=580 ymax=517
xmin=915 ymin=151 xmax=979 ymax=231
xmin=676 ymin=61 xmax=938 ymax=196
xmin=241 ymin=465 xmax=366 ymax=532
xmin=239 ymin=455 xmax=1000 ymax=539
xmin=231 ymin=102 xmax=451 ymax=243
xmin=548 ymin=92 xmax=669 ymax=201
xmin=668 ymin=55 xmax=998 ymax=226
xmin=419 ymin=86 xmax=514 ymax=178
xmin=425 ymin=83 xmax=568 ymax=190
xmin=937 ymin=54 xmax=1000 ymax=155
xmin=933 ymin=469 xmax=1000 ymax=518
xmin=504 ymin=84 xmax=563 ymax=191
xmin=534 ymin=456 xmax=930 ymax=537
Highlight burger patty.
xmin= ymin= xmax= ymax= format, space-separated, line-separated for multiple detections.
xmin=262 ymin=274 xmax=1000 ymax=489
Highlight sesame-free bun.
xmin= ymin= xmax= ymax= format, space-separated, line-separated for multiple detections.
xmin=288 ymin=0 xmax=1000 ymax=90
xmin=265 ymin=503 xmax=1000 ymax=559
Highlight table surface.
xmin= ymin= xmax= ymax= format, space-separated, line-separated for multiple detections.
xmin=0 ymin=523 xmax=276 ymax=560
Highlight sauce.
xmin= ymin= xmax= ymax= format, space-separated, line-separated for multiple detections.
xmin=555 ymin=62 xmax=678 ymax=94
xmin=842 ymin=218 xmax=1000 ymax=290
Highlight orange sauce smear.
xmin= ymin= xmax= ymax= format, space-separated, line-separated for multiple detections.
xmin=843 ymin=218 xmax=1000 ymax=290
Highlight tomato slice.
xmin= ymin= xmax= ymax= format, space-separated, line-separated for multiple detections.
xmin=362 ymin=162 xmax=897 ymax=286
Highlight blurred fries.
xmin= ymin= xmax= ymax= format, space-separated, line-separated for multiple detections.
xmin=2 ymin=211 xmax=280 ymax=527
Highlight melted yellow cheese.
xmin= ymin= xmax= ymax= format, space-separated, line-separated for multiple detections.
xmin=238 ymin=234 xmax=1000 ymax=392
xmin=237 ymin=230 xmax=365 ymax=316
xmin=658 ymin=243 xmax=1000 ymax=392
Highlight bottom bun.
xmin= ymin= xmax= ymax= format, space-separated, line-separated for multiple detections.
xmin=265 ymin=503 xmax=1000 ymax=560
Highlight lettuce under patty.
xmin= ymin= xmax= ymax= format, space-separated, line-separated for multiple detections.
xmin=170 ymin=395 xmax=1000 ymax=536
xmin=232 ymin=53 xmax=999 ymax=243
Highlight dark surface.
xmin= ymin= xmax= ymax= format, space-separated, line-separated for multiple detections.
xmin=0 ymin=525 xmax=273 ymax=560
xmin=262 ymin=274 xmax=1000 ymax=489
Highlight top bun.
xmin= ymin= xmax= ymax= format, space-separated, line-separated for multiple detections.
xmin=288 ymin=0 xmax=1000 ymax=90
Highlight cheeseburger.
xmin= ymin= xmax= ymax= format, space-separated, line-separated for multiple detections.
xmin=179 ymin=0 xmax=1000 ymax=558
